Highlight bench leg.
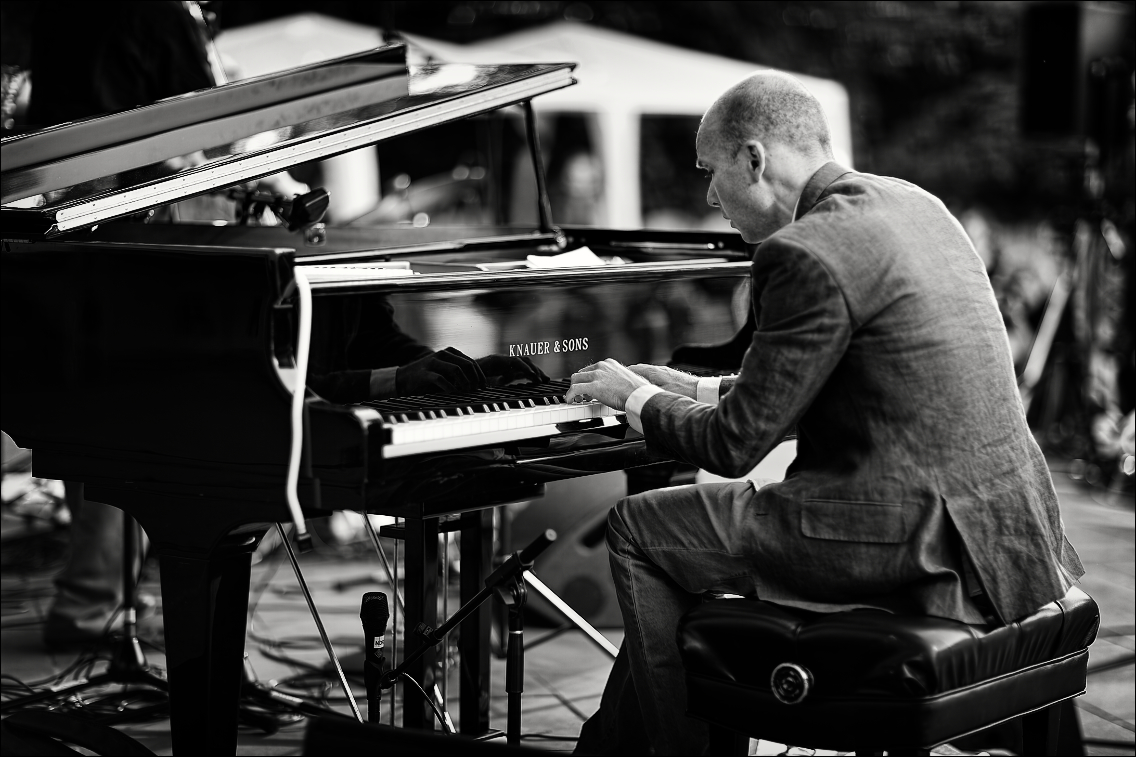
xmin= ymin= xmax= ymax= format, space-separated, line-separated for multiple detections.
xmin=1022 ymin=702 xmax=1062 ymax=756
xmin=707 ymin=724 xmax=749 ymax=755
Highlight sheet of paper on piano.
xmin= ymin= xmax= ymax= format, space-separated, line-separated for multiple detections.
xmin=525 ymin=245 xmax=608 ymax=268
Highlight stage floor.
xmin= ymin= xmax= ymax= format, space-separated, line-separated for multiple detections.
xmin=1 ymin=459 xmax=1131 ymax=756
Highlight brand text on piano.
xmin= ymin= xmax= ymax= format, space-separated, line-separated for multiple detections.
xmin=508 ymin=338 xmax=589 ymax=357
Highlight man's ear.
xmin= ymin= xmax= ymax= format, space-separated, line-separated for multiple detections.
xmin=741 ymin=140 xmax=766 ymax=183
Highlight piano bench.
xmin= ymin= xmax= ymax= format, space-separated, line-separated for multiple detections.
xmin=676 ymin=587 xmax=1099 ymax=756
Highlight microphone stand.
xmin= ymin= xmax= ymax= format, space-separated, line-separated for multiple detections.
xmin=0 ymin=514 xmax=168 ymax=715
xmin=381 ymin=529 xmax=557 ymax=747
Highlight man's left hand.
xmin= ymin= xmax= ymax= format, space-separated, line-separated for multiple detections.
xmin=565 ymin=359 xmax=651 ymax=411
xmin=628 ymin=364 xmax=699 ymax=399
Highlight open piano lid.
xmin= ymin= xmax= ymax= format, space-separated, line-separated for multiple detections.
xmin=1 ymin=48 xmax=576 ymax=239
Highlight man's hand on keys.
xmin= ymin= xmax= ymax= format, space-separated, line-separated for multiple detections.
xmin=628 ymin=364 xmax=699 ymax=400
xmin=565 ymin=359 xmax=652 ymax=411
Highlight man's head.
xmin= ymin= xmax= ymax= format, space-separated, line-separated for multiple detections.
xmin=696 ymin=71 xmax=834 ymax=243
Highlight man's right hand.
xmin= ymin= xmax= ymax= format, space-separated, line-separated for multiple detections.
xmin=395 ymin=348 xmax=487 ymax=395
xmin=628 ymin=364 xmax=699 ymax=400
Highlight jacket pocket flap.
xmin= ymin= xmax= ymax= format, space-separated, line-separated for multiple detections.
xmin=801 ymin=499 xmax=907 ymax=543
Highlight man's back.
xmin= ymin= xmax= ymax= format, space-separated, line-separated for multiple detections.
xmin=571 ymin=73 xmax=1085 ymax=754
xmin=763 ymin=166 xmax=1082 ymax=622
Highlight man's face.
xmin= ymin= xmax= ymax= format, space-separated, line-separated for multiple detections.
xmin=695 ymin=115 xmax=779 ymax=244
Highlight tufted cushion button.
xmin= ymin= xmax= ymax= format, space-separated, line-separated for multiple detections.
xmin=771 ymin=662 xmax=813 ymax=704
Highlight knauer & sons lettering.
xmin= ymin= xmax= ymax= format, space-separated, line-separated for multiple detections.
xmin=508 ymin=337 xmax=589 ymax=357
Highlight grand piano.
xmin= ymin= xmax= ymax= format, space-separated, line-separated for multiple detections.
xmin=0 ymin=45 xmax=754 ymax=753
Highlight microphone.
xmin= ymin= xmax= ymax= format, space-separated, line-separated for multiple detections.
xmin=360 ymin=592 xmax=390 ymax=723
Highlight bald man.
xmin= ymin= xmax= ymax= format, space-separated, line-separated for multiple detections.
xmin=568 ymin=72 xmax=1083 ymax=755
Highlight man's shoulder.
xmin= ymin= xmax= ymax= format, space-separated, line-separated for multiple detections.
xmin=775 ymin=171 xmax=962 ymax=264
xmin=793 ymin=170 xmax=945 ymax=229
xmin=763 ymin=170 xmax=980 ymax=323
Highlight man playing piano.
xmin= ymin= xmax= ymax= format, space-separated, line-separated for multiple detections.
xmin=566 ymin=71 xmax=1083 ymax=755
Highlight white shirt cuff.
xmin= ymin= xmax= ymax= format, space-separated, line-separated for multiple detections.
xmin=625 ymin=385 xmax=664 ymax=433
xmin=696 ymin=376 xmax=723 ymax=405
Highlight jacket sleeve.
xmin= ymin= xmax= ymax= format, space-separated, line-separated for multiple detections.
xmin=307 ymin=295 xmax=434 ymax=404
xmin=641 ymin=238 xmax=852 ymax=478
xmin=346 ymin=295 xmax=435 ymax=370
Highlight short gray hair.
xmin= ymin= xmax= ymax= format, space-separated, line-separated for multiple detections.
xmin=709 ymin=71 xmax=834 ymax=159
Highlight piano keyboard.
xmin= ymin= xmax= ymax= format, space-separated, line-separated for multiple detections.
xmin=356 ymin=380 xmax=624 ymax=458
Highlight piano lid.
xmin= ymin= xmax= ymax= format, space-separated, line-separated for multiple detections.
xmin=1 ymin=60 xmax=576 ymax=238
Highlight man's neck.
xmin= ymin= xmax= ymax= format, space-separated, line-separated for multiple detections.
xmin=784 ymin=158 xmax=831 ymax=222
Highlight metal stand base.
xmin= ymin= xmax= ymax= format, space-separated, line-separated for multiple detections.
xmin=380 ymin=531 xmax=557 ymax=744
xmin=0 ymin=514 xmax=167 ymax=715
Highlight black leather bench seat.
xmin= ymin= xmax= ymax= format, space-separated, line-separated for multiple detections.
xmin=677 ymin=587 xmax=1098 ymax=750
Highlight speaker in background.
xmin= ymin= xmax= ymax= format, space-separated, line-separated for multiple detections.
xmin=1020 ymin=1 xmax=1133 ymax=140
xmin=505 ymin=471 xmax=626 ymax=628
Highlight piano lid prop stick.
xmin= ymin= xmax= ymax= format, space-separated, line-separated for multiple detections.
xmin=285 ymin=268 xmax=313 ymax=552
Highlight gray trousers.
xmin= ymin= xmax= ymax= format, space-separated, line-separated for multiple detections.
xmin=576 ymin=481 xmax=765 ymax=756
xmin=48 ymin=483 xmax=143 ymax=636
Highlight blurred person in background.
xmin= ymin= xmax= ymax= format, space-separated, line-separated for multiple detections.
xmin=566 ymin=70 xmax=1083 ymax=755
xmin=550 ymin=150 xmax=604 ymax=225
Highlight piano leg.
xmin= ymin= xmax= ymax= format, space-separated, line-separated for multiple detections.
xmin=402 ymin=517 xmax=440 ymax=729
xmin=459 ymin=509 xmax=494 ymax=735
xmin=158 ymin=532 xmax=264 ymax=754
xmin=84 ymin=485 xmax=276 ymax=756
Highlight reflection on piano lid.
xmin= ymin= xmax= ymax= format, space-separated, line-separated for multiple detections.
xmin=1 ymin=61 xmax=576 ymax=236
xmin=0 ymin=46 xmax=408 ymax=180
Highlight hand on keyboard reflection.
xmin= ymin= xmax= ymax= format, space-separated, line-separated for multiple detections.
xmin=395 ymin=347 xmax=487 ymax=395
xmin=476 ymin=355 xmax=550 ymax=386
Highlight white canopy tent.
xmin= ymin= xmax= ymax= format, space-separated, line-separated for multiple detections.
xmin=401 ymin=22 xmax=853 ymax=228
xmin=217 ymin=16 xmax=852 ymax=228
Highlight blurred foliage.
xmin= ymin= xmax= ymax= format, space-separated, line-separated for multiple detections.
xmin=214 ymin=0 xmax=1133 ymax=219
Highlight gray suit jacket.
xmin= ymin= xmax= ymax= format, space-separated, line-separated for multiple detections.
xmin=642 ymin=162 xmax=1083 ymax=624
